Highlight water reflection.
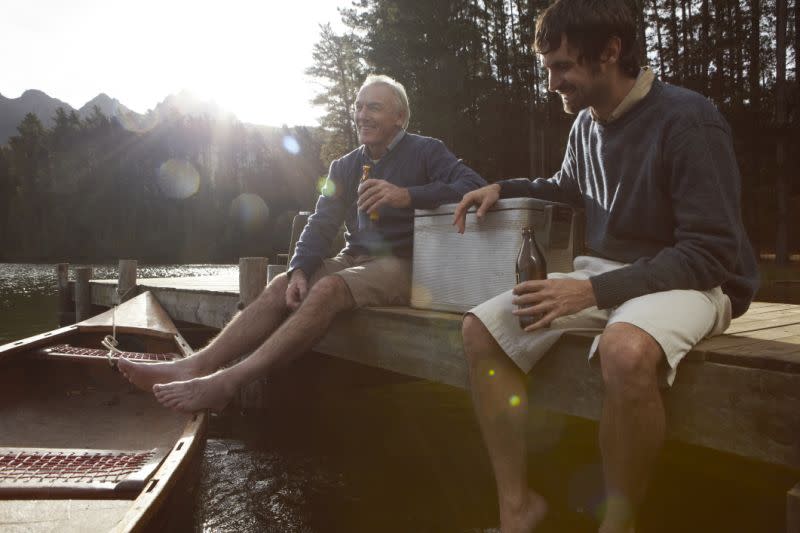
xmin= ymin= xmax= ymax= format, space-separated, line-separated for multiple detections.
xmin=0 ymin=263 xmax=236 ymax=344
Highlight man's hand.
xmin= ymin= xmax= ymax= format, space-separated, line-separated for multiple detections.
xmin=357 ymin=179 xmax=411 ymax=214
xmin=452 ymin=183 xmax=501 ymax=233
xmin=286 ymin=270 xmax=309 ymax=311
xmin=512 ymin=278 xmax=597 ymax=331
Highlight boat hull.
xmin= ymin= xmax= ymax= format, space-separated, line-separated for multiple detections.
xmin=0 ymin=292 xmax=207 ymax=532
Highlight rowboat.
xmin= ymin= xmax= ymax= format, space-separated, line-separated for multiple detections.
xmin=0 ymin=292 xmax=207 ymax=532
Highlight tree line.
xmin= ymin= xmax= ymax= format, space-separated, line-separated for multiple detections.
xmin=0 ymin=107 xmax=325 ymax=263
xmin=309 ymin=0 xmax=799 ymax=262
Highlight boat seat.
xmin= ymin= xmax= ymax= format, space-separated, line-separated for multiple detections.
xmin=0 ymin=447 xmax=167 ymax=497
xmin=35 ymin=344 xmax=179 ymax=363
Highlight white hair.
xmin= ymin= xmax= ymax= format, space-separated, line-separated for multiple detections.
xmin=360 ymin=74 xmax=411 ymax=129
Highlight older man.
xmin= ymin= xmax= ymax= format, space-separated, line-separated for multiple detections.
xmin=453 ymin=1 xmax=758 ymax=532
xmin=120 ymin=74 xmax=486 ymax=411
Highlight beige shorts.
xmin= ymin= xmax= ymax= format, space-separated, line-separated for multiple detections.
xmin=469 ymin=256 xmax=732 ymax=386
xmin=308 ymin=254 xmax=412 ymax=308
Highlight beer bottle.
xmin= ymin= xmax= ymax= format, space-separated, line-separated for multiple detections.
xmin=516 ymin=227 xmax=547 ymax=329
xmin=358 ymin=164 xmax=376 ymax=230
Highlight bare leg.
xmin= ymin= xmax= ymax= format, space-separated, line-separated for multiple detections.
xmin=153 ymin=275 xmax=356 ymax=412
xmin=119 ymin=273 xmax=292 ymax=391
xmin=597 ymin=322 xmax=666 ymax=533
xmin=462 ymin=315 xmax=548 ymax=533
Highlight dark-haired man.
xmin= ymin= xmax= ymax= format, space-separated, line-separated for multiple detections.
xmin=453 ymin=1 xmax=758 ymax=532
xmin=119 ymin=74 xmax=485 ymax=412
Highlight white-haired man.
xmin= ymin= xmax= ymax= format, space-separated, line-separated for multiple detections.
xmin=119 ymin=74 xmax=486 ymax=411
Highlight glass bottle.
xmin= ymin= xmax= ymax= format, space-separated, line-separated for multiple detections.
xmin=516 ymin=226 xmax=547 ymax=329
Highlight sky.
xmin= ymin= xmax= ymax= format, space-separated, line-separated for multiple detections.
xmin=1 ymin=0 xmax=348 ymax=127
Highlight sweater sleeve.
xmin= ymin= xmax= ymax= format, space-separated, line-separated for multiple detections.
xmin=590 ymin=121 xmax=746 ymax=309
xmin=406 ymin=139 xmax=487 ymax=209
xmin=288 ymin=160 xmax=349 ymax=279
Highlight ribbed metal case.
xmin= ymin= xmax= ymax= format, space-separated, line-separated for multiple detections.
xmin=411 ymin=198 xmax=582 ymax=313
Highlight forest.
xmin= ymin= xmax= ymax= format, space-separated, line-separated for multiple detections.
xmin=1 ymin=0 xmax=797 ymax=263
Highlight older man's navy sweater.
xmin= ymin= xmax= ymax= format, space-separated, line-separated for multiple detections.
xmin=289 ymin=133 xmax=486 ymax=279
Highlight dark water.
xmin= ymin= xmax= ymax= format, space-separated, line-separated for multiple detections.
xmin=1 ymin=264 xmax=796 ymax=533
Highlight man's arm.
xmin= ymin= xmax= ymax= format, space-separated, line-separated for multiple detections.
xmin=589 ymin=121 xmax=748 ymax=310
xmin=452 ymin=138 xmax=582 ymax=232
xmin=287 ymin=160 xmax=349 ymax=281
xmin=404 ymin=139 xmax=487 ymax=209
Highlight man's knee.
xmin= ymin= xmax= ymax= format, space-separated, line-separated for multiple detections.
xmin=305 ymin=274 xmax=354 ymax=312
xmin=462 ymin=314 xmax=490 ymax=364
xmin=598 ymin=323 xmax=663 ymax=395
xmin=256 ymin=272 xmax=289 ymax=304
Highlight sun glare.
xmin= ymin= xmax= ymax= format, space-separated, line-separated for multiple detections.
xmin=2 ymin=0 xmax=344 ymax=127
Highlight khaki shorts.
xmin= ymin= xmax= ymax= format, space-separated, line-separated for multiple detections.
xmin=469 ymin=256 xmax=732 ymax=386
xmin=308 ymin=254 xmax=412 ymax=308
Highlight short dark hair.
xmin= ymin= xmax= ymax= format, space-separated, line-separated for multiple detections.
xmin=535 ymin=0 xmax=640 ymax=78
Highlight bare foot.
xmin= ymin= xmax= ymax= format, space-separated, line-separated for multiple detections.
xmin=599 ymin=495 xmax=636 ymax=533
xmin=500 ymin=490 xmax=548 ymax=533
xmin=118 ymin=355 xmax=206 ymax=392
xmin=152 ymin=370 xmax=237 ymax=413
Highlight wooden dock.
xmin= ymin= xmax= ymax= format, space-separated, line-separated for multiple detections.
xmin=70 ymin=266 xmax=800 ymax=532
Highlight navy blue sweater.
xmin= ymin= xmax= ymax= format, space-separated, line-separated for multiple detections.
xmin=289 ymin=133 xmax=486 ymax=279
xmin=498 ymin=80 xmax=759 ymax=318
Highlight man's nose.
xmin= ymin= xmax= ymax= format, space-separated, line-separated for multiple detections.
xmin=548 ymin=72 xmax=560 ymax=93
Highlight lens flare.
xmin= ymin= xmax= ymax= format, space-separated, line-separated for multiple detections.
xmin=117 ymin=111 xmax=159 ymax=134
xmin=317 ymin=177 xmax=336 ymax=197
xmin=229 ymin=193 xmax=270 ymax=233
xmin=157 ymin=159 xmax=200 ymax=199
xmin=282 ymin=135 xmax=300 ymax=154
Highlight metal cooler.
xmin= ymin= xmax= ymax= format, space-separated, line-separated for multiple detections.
xmin=411 ymin=198 xmax=584 ymax=313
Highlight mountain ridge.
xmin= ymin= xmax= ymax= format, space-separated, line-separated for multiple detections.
xmin=0 ymin=89 xmax=247 ymax=144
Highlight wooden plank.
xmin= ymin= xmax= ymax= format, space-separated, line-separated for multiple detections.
xmin=704 ymin=335 xmax=800 ymax=372
xmin=74 ymin=267 xmax=93 ymax=321
xmin=316 ymin=307 xmax=468 ymax=389
xmin=238 ymin=257 xmax=268 ymax=308
xmin=695 ymin=323 xmax=800 ymax=352
xmin=741 ymin=302 xmax=799 ymax=315
xmin=118 ymin=260 xmax=138 ymax=303
xmin=724 ymin=311 xmax=800 ymax=335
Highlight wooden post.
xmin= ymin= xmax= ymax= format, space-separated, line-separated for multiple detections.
xmin=118 ymin=259 xmax=138 ymax=303
xmin=55 ymin=263 xmax=74 ymax=326
xmin=237 ymin=257 xmax=268 ymax=409
xmin=788 ymin=482 xmax=800 ymax=533
xmin=238 ymin=257 xmax=268 ymax=310
xmin=74 ymin=266 xmax=93 ymax=322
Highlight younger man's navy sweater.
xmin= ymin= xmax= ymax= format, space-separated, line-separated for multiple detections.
xmin=498 ymin=80 xmax=759 ymax=317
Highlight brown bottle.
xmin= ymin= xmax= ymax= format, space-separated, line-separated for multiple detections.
xmin=515 ymin=227 xmax=547 ymax=329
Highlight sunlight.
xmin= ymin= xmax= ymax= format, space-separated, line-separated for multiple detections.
xmin=1 ymin=0 xmax=346 ymax=127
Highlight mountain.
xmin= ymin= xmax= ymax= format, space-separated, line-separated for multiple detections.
xmin=0 ymin=89 xmax=74 ymax=144
xmin=78 ymin=93 xmax=132 ymax=120
xmin=0 ymin=89 xmax=241 ymax=144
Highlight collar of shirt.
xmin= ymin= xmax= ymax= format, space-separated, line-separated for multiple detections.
xmin=591 ymin=66 xmax=655 ymax=124
xmin=363 ymin=129 xmax=406 ymax=164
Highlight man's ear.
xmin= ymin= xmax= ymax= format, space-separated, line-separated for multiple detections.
xmin=600 ymin=35 xmax=622 ymax=65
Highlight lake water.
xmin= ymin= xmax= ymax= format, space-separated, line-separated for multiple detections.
xmin=1 ymin=263 xmax=795 ymax=532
